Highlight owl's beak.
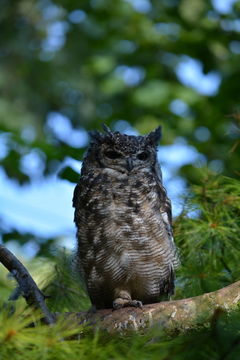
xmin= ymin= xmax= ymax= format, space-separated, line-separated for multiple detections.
xmin=126 ymin=157 xmax=133 ymax=172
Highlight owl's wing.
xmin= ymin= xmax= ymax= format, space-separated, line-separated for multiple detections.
xmin=154 ymin=163 xmax=179 ymax=297
xmin=72 ymin=181 xmax=86 ymax=225
xmin=72 ymin=182 xmax=81 ymax=209
xmin=72 ymin=183 xmax=80 ymax=222
xmin=154 ymin=162 xmax=172 ymax=228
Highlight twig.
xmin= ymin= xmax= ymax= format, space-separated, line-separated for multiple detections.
xmin=0 ymin=245 xmax=55 ymax=325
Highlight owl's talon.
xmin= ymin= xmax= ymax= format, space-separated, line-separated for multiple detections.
xmin=129 ymin=300 xmax=143 ymax=309
xmin=112 ymin=301 xmax=124 ymax=310
xmin=113 ymin=298 xmax=143 ymax=310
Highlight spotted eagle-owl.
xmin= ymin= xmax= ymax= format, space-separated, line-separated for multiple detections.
xmin=73 ymin=125 xmax=179 ymax=310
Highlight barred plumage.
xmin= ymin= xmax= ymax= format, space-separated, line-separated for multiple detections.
xmin=73 ymin=126 xmax=179 ymax=309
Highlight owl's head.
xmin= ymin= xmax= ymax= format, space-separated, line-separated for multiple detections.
xmin=85 ymin=125 xmax=162 ymax=174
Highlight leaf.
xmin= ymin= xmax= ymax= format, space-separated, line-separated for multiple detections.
xmin=58 ymin=166 xmax=79 ymax=183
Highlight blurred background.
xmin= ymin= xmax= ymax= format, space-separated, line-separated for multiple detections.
xmin=0 ymin=0 xmax=239 ymax=259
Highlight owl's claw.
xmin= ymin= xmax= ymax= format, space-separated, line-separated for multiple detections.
xmin=113 ymin=298 xmax=143 ymax=310
xmin=129 ymin=300 xmax=143 ymax=309
xmin=112 ymin=301 xmax=124 ymax=310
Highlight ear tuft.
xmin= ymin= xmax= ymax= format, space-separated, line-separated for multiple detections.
xmin=147 ymin=126 xmax=162 ymax=145
xmin=89 ymin=130 xmax=103 ymax=142
xmin=102 ymin=124 xmax=113 ymax=136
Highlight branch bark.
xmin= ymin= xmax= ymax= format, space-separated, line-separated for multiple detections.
xmin=0 ymin=245 xmax=55 ymax=325
xmin=64 ymin=280 xmax=240 ymax=334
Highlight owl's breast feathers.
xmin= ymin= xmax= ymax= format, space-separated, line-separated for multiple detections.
xmin=73 ymin=168 xmax=179 ymax=307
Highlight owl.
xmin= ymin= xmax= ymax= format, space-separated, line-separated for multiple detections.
xmin=73 ymin=125 xmax=179 ymax=310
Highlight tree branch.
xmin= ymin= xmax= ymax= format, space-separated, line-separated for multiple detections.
xmin=1 ymin=244 xmax=240 ymax=333
xmin=0 ymin=245 xmax=55 ymax=325
xmin=65 ymin=280 xmax=240 ymax=334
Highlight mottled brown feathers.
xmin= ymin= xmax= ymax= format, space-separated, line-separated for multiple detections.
xmin=73 ymin=126 xmax=179 ymax=309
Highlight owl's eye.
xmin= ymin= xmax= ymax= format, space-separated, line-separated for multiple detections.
xmin=137 ymin=151 xmax=149 ymax=161
xmin=104 ymin=150 xmax=121 ymax=159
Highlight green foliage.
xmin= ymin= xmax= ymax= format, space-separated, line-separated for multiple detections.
xmin=0 ymin=1 xmax=240 ymax=357
xmin=0 ymin=0 xmax=239 ymax=182
xmin=58 ymin=166 xmax=80 ymax=183
xmin=174 ymin=172 xmax=240 ymax=299
xmin=0 ymin=299 xmax=240 ymax=359
xmin=42 ymin=250 xmax=91 ymax=312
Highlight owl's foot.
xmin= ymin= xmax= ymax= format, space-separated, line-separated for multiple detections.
xmin=113 ymin=298 xmax=143 ymax=310
xmin=130 ymin=299 xmax=143 ymax=308
xmin=113 ymin=289 xmax=143 ymax=310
